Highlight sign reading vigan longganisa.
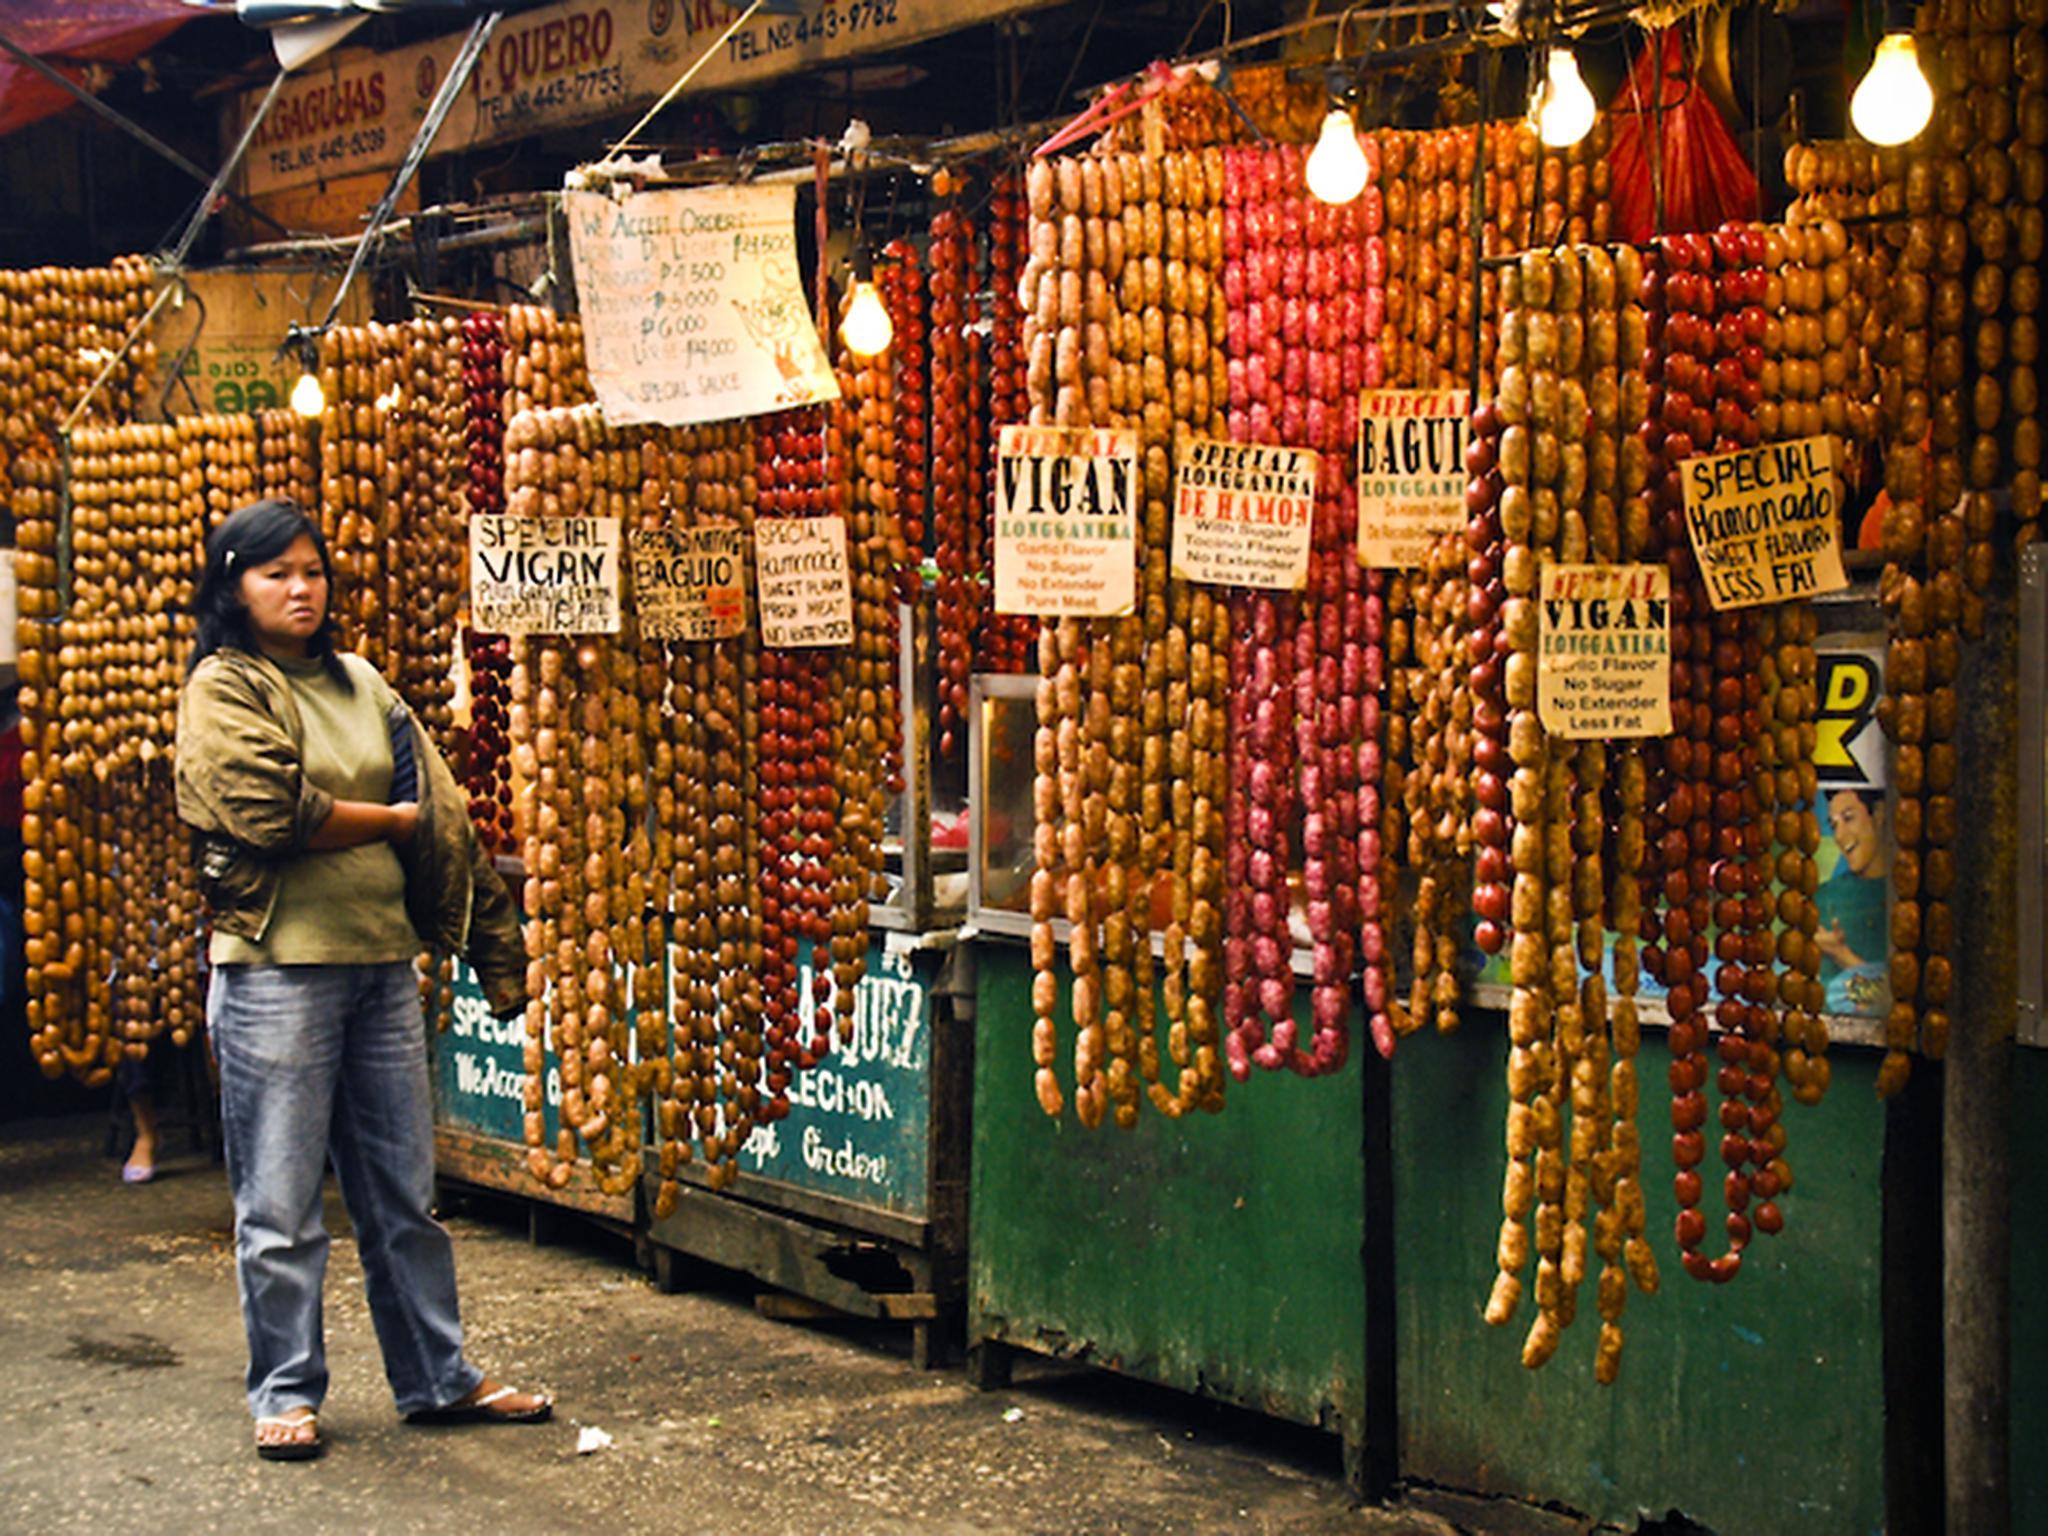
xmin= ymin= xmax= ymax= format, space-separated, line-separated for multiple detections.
xmin=1537 ymin=564 xmax=1673 ymax=739
xmin=993 ymin=425 xmax=1139 ymax=617
xmin=1680 ymin=435 xmax=1848 ymax=610
xmin=469 ymin=514 xmax=621 ymax=635
xmin=1170 ymin=437 xmax=1317 ymax=590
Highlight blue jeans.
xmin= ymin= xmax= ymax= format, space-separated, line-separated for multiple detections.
xmin=211 ymin=962 xmax=483 ymax=1419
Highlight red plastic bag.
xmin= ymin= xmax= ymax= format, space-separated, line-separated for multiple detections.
xmin=1606 ymin=28 xmax=1760 ymax=240
xmin=0 ymin=2 xmax=193 ymax=141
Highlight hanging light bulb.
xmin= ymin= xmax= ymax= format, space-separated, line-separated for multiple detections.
xmin=1531 ymin=45 xmax=1597 ymax=148
xmin=1306 ymin=103 xmax=1371 ymax=204
xmin=840 ymin=242 xmax=893 ymax=358
xmin=284 ymin=330 xmax=324 ymax=419
xmin=1851 ymin=31 xmax=1934 ymax=146
xmin=1305 ymin=63 xmax=1370 ymax=206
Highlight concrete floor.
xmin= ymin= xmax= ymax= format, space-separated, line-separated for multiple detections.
xmin=0 ymin=1116 xmax=1583 ymax=1536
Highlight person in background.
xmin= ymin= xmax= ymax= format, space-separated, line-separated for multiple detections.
xmin=1814 ymin=786 xmax=1892 ymax=993
xmin=175 ymin=499 xmax=545 ymax=1462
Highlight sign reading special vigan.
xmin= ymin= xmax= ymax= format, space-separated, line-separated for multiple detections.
xmin=1680 ymin=435 xmax=1849 ymax=610
xmin=994 ymin=426 xmax=1139 ymax=618
xmin=629 ymin=524 xmax=746 ymax=641
xmin=232 ymin=0 xmax=1062 ymax=200
xmin=1537 ymin=564 xmax=1673 ymax=739
xmin=1169 ymin=438 xmax=1317 ymax=590
xmin=755 ymin=515 xmax=854 ymax=648
xmin=1357 ymin=388 xmax=1470 ymax=567
xmin=567 ymin=184 xmax=838 ymax=427
xmin=470 ymin=514 xmax=622 ymax=636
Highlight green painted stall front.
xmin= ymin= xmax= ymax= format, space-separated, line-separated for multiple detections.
xmin=969 ymin=942 xmax=1367 ymax=1440
xmin=1394 ymin=1020 xmax=1886 ymax=1535
xmin=972 ymin=941 xmax=1888 ymax=1532
xmin=2013 ymin=1049 xmax=2048 ymax=1536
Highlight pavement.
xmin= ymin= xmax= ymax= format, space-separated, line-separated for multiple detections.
xmin=0 ymin=1115 xmax=1584 ymax=1536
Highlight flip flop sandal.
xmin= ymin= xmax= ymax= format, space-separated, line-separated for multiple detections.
xmin=254 ymin=1411 xmax=324 ymax=1462
xmin=120 ymin=1165 xmax=155 ymax=1185
xmin=406 ymin=1385 xmax=553 ymax=1425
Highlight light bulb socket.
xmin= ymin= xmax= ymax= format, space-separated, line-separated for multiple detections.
xmin=850 ymin=241 xmax=876 ymax=284
xmin=1323 ymin=63 xmax=1355 ymax=109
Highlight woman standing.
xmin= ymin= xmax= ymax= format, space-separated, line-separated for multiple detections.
xmin=176 ymin=499 xmax=548 ymax=1461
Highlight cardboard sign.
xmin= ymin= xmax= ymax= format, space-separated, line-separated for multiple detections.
xmin=629 ymin=524 xmax=745 ymax=640
xmin=1170 ymin=437 xmax=1316 ymax=590
xmin=230 ymin=0 xmax=1062 ymax=198
xmin=566 ymin=184 xmax=838 ymax=427
xmin=1357 ymin=388 xmax=1470 ymax=568
xmin=993 ymin=425 xmax=1138 ymax=617
xmin=470 ymin=514 xmax=621 ymax=635
xmin=1681 ymin=436 xmax=1848 ymax=610
xmin=755 ymin=515 xmax=853 ymax=648
xmin=153 ymin=269 xmax=368 ymax=417
xmin=1537 ymin=564 xmax=1672 ymax=739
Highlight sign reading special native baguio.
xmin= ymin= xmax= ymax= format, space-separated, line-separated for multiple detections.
xmin=1357 ymin=388 xmax=1470 ymax=568
xmin=755 ymin=515 xmax=853 ymax=648
xmin=1170 ymin=437 xmax=1317 ymax=590
xmin=565 ymin=184 xmax=838 ymax=428
xmin=1680 ymin=435 xmax=1849 ymax=610
xmin=470 ymin=514 xmax=622 ymax=635
xmin=1537 ymin=564 xmax=1673 ymax=739
xmin=993 ymin=425 xmax=1139 ymax=617
xmin=629 ymin=524 xmax=745 ymax=641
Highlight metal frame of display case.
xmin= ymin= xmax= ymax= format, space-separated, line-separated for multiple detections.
xmin=2019 ymin=544 xmax=2046 ymax=1049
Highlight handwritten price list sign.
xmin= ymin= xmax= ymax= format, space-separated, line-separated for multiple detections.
xmin=629 ymin=524 xmax=746 ymax=641
xmin=1537 ymin=564 xmax=1673 ymax=739
xmin=470 ymin=514 xmax=621 ymax=636
xmin=756 ymin=515 xmax=853 ymax=648
xmin=993 ymin=425 xmax=1139 ymax=617
xmin=1357 ymin=388 xmax=1470 ymax=568
xmin=1170 ymin=437 xmax=1317 ymax=590
xmin=565 ymin=183 xmax=838 ymax=429
xmin=1681 ymin=435 xmax=1848 ymax=610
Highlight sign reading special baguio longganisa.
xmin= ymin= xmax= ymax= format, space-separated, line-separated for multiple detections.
xmin=994 ymin=426 xmax=1140 ymax=617
xmin=1169 ymin=437 xmax=1317 ymax=590
xmin=231 ymin=1 xmax=1063 ymax=201
xmin=470 ymin=514 xmax=622 ymax=636
xmin=1537 ymin=564 xmax=1673 ymax=739
xmin=1357 ymin=388 xmax=1470 ymax=567
xmin=1680 ymin=435 xmax=1849 ymax=610
xmin=629 ymin=524 xmax=746 ymax=640
xmin=566 ymin=184 xmax=838 ymax=426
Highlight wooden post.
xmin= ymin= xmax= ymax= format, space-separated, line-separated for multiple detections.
xmin=1946 ymin=592 xmax=2016 ymax=1533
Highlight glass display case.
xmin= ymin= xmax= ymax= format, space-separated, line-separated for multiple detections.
xmin=873 ymin=603 xmax=969 ymax=933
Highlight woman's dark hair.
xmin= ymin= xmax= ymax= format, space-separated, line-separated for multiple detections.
xmin=188 ymin=498 xmax=350 ymax=687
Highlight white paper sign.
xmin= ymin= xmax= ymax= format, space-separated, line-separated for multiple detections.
xmin=566 ymin=184 xmax=839 ymax=427
xmin=1170 ymin=437 xmax=1317 ymax=590
xmin=629 ymin=524 xmax=746 ymax=640
xmin=470 ymin=514 xmax=621 ymax=636
xmin=1537 ymin=564 xmax=1673 ymax=739
xmin=755 ymin=515 xmax=853 ymax=648
xmin=993 ymin=425 xmax=1138 ymax=618
xmin=1357 ymin=388 xmax=1470 ymax=568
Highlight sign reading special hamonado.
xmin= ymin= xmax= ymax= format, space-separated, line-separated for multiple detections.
xmin=1680 ymin=435 xmax=1849 ymax=610
xmin=993 ymin=425 xmax=1139 ymax=618
xmin=1357 ymin=388 xmax=1470 ymax=568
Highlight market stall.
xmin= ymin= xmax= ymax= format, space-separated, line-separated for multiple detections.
xmin=6 ymin=0 xmax=2047 ymax=1527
